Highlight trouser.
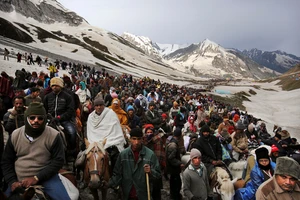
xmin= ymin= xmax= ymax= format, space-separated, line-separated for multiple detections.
xmin=61 ymin=121 xmax=77 ymax=150
xmin=204 ymin=162 xmax=214 ymax=178
xmin=5 ymin=174 xmax=70 ymax=200
xmin=170 ymin=173 xmax=182 ymax=200
xmin=152 ymin=176 xmax=162 ymax=200
xmin=106 ymin=145 xmax=120 ymax=171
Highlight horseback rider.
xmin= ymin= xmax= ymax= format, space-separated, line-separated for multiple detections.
xmin=86 ymin=97 xmax=126 ymax=170
xmin=192 ymin=124 xmax=223 ymax=178
xmin=2 ymin=102 xmax=70 ymax=199
xmin=231 ymin=120 xmax=249 ymax=161
xmin=43 ymin=77 xmax=77 ymax=160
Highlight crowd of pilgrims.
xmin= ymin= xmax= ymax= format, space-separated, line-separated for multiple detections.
xmin=0 ymin=59 xmax=299 ymax=200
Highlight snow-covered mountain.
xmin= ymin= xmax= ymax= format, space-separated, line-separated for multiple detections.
xmin=121 ymin=32 xmax=162 ymax=60
xmin=241 ymin=49 xmax=300 ymax=73
xmin=0 ymin=0 xmax=289 ymax=81
xmin=121 ymin=34 xmax=276 ymax=79
xmin=156 ymin=43 xmax=190 ymax=57
xmin=0 ymin=0 xmax=87 ymax=26
xmin=163 ymin=39 xmax=275 ymax=79
xmin=0 ymin=0 xmax=205 ymax=86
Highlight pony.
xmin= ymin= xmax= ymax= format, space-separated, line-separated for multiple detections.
xmin=84 ymin=138 xmax=111 ymax=200
xmin=210 ymin=167 xmax=238 ymax=200
xmin=228 ymin=159 xmax=247 ymax=180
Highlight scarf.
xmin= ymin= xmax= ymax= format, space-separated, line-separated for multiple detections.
xmin=189 ymin=162 xmax=205 ymax=177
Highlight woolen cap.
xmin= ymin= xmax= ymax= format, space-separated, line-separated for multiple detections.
xmin=190 ymin=148 xmax=201 ymax=159
xmin=235 ymin=120 xmax=245 ymax=130
xmin=161 ymin=113 xmax=168 ymax=119
xmin=50 ymin=77 xmax=64 ymax=88
xmin=255 ymin=147 xmax=269 ymax=160
xmin=24 ymin=102 xmax=46 ymax=118
xmin=201 ymin=124 xmax=210 ymax=133
xmin=271 ymin=144 xmax=279 ymax=153
xmin=275 ymin=156 xmax=300 ymax=179
xmin=126 ymin=105 xmax=134 ymax=112
xmin=93 ymin=98 xmax=104 ymax=106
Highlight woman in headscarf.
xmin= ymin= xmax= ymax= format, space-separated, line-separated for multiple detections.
xmin=75 ymin=81 xmax=89 ymax=104
xmin=109 ymin=98 xmax=128 ymax=126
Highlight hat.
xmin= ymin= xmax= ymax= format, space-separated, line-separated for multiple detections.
xmin=275 ymin=156 xmax=300 ymax=179
xmin=126 ymin=105 xmax=134 ymax=112
xmin=271 ymin=144 xmax=279 ymax=153
xmin=161 ymin=113 xmax=168 ymax=119
xmin=173 ymin=128 xmax=182 ymax=137
xmin=130 ymin=127 xmax=143 ymax=138
xmin=50 ymin=77 xmax=64 ymax=88
xmin=280 ymin=130 xmax=290 ymax=140
xmin=255 ymin=147 xmax=269 ymax=161
xmin=190 ymin=148 xmax=201 ymax=159
xmin=235 ymin=120 xmax=245 ymax=130
xmin=201 ymin=124 xmax=210 ymax=133
xmin=275 ymin=133 xmax=282 ymax=140
xmin=93 ymin=98 xmax=104 ymax=106
xmin=25 ymin=102 xmax=46 ymax=118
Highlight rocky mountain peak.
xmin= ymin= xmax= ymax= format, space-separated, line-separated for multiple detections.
xmin=121 ymin=32 xmax=162 ymax=60
xmin=0 ymin=0 xmax=88 ymax=26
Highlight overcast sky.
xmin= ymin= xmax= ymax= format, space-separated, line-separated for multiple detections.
xmin=58 ymin=0 xmax=300 ymax=56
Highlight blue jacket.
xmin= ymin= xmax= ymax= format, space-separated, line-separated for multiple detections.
xmin=234 ymin=161 xmax=276 ymax=200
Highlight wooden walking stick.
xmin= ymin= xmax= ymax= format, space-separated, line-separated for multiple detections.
xmin=146 ymin=172 xmax=150 ymax=200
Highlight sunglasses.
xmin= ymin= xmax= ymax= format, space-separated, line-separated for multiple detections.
xmin=29 ymin=116 xmax=45 ymax=121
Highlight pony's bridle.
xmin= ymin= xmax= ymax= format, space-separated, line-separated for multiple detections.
xmin=87 ymin=146 xmax=108 ymax=187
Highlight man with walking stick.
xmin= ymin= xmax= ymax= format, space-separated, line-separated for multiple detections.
xmin=108 ymin=127 xmax=161 ymax=200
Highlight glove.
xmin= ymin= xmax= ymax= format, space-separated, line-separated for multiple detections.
xmin=53 ymin=115 xmax=61 ymax=123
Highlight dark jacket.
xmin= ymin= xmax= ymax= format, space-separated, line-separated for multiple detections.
xmin=3 ymin=107 xmax=26 ymax=134
xmin=166 ymin=137 xmax=182 ymax=174
xmin=192 ymin=134 xmax=222 ymax=164
xmin=145 ymin=109 xmax=161 ymax=128
xmin=127 ymin=114 xmax=141 ymax=129
xmin=109 ymin=145 xmax=161 ymax=200
xmin=43 ymin=90 xmax=75 ymax=122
